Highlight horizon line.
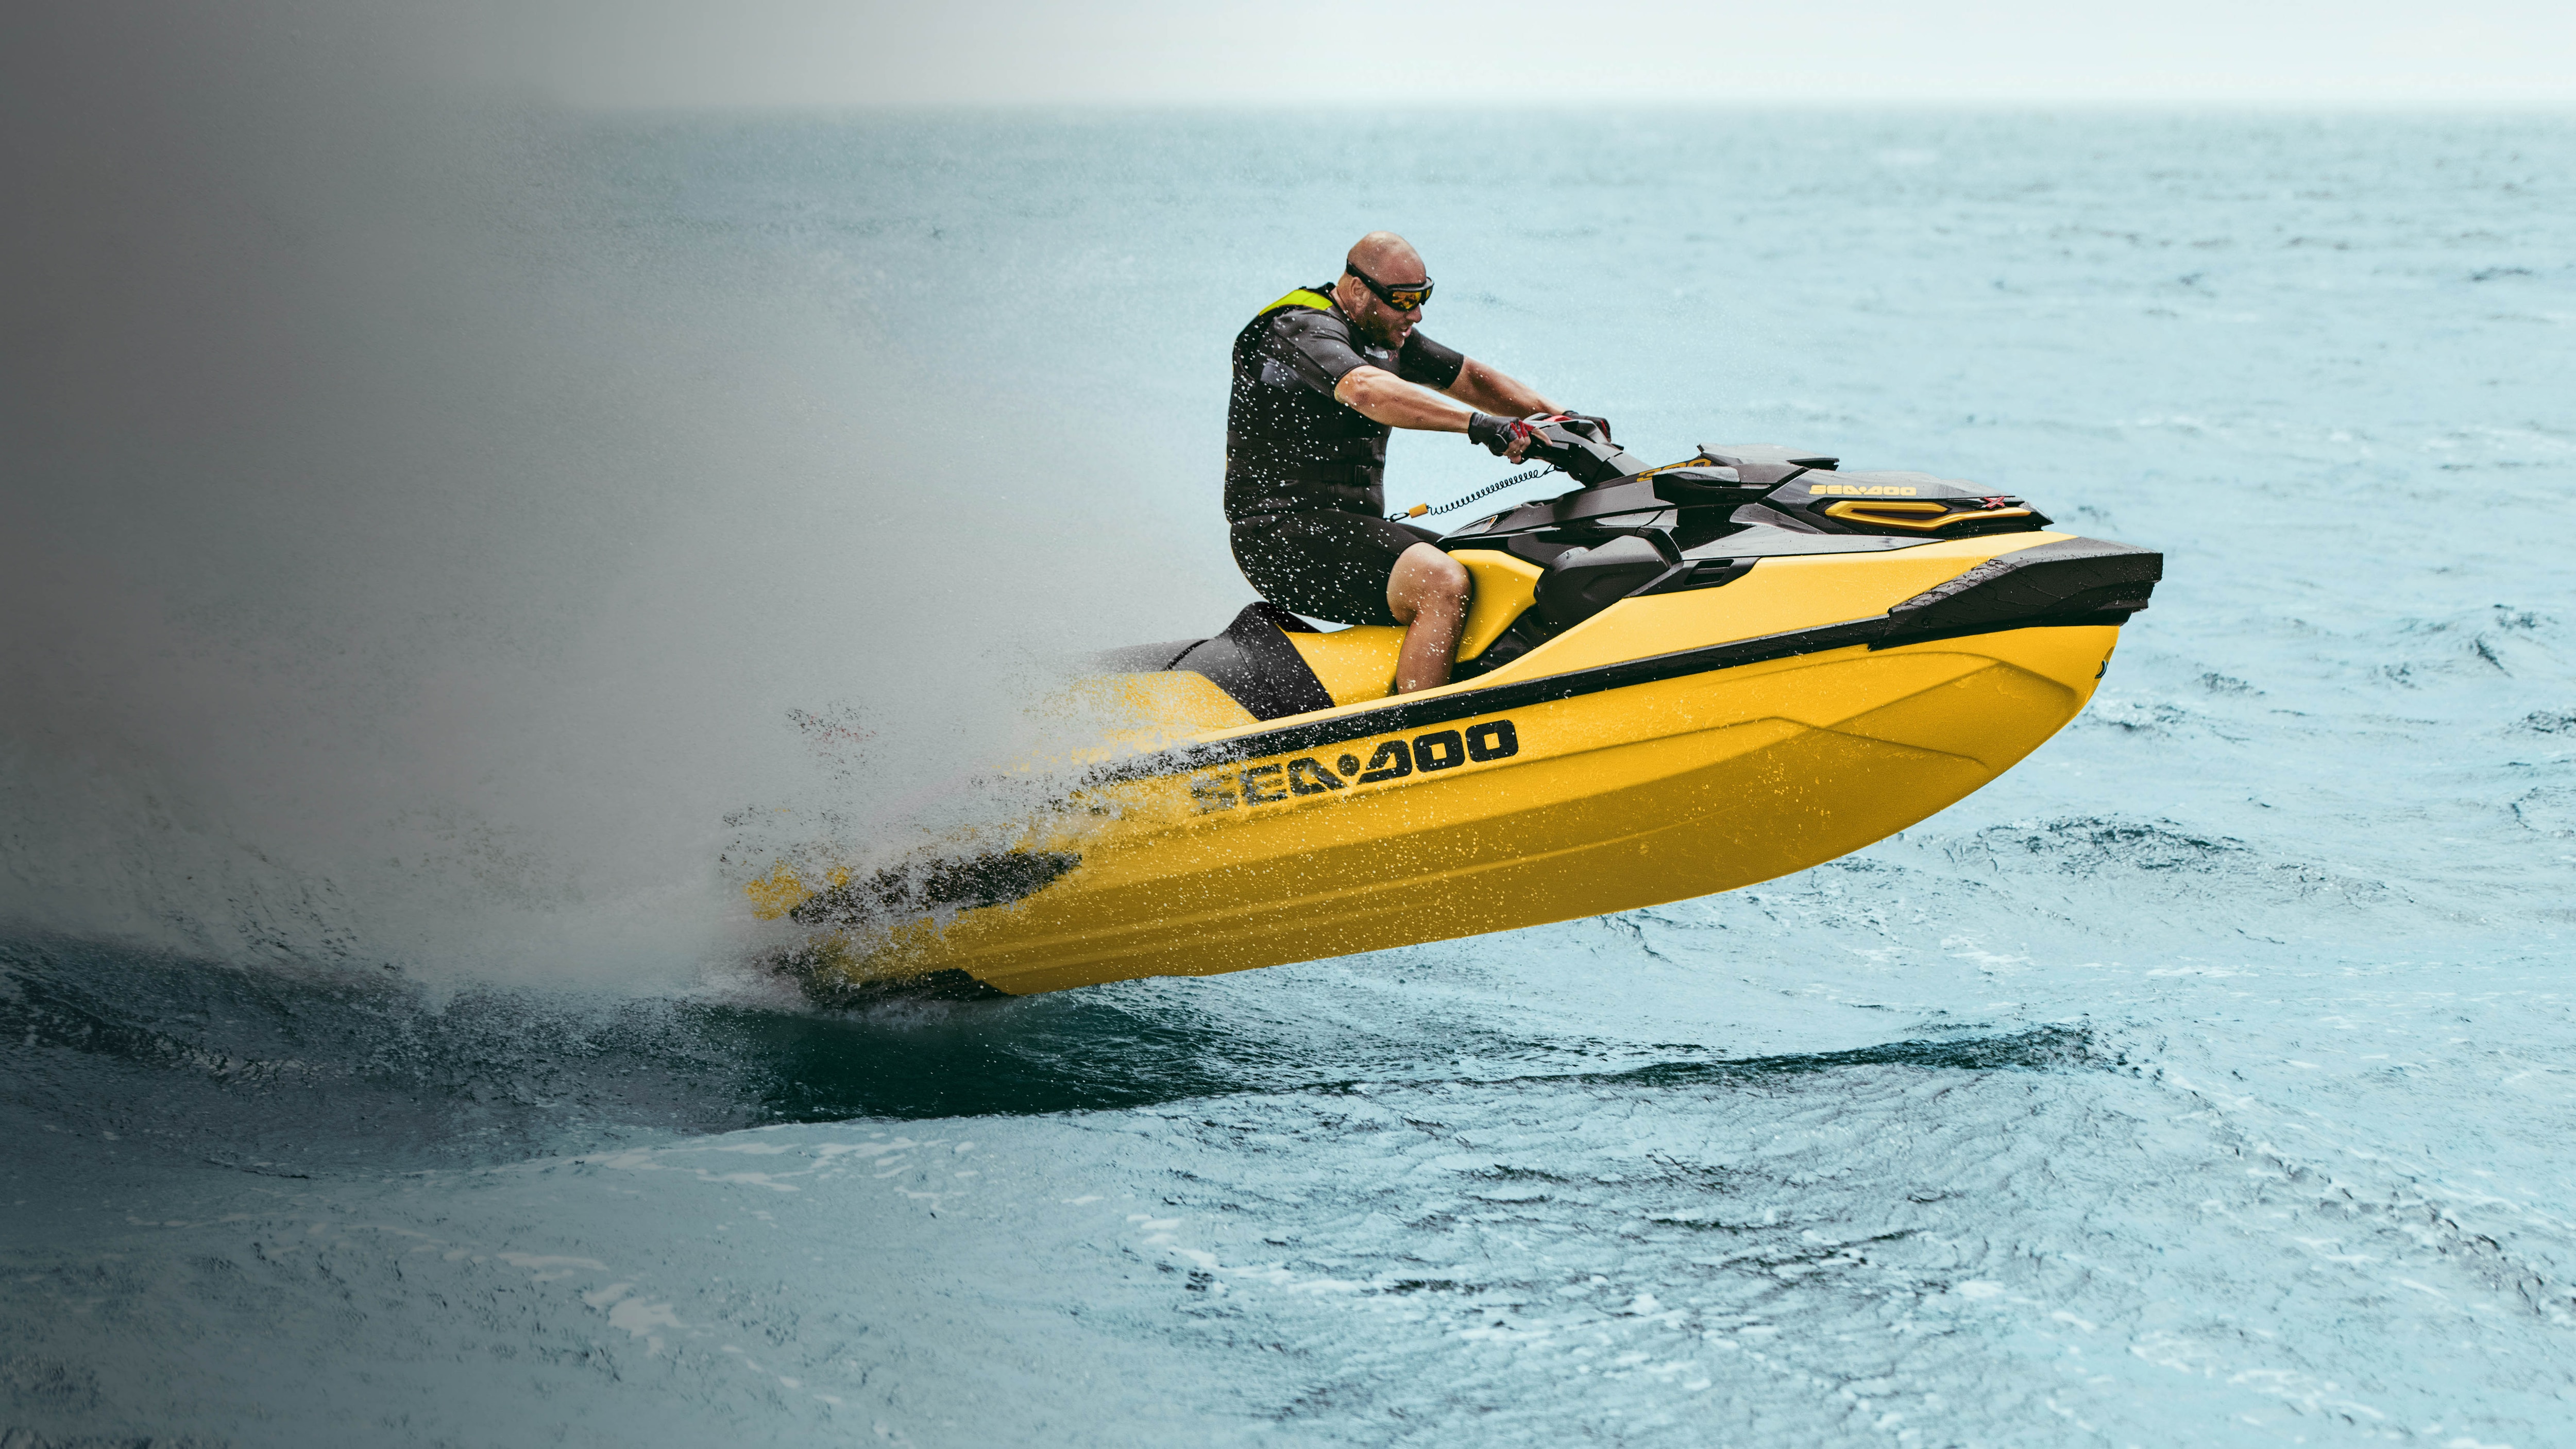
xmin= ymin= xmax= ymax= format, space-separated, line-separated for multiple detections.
xmin=521 ymin=95 xmax=2576 ymax=116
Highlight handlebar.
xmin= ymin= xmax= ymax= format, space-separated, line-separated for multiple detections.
xmin=1516 ymin=415 xmax=1652 ymax=487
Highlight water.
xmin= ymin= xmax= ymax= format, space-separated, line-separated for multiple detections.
xmin=6 ymin=106 xmax=2575 ymax=1445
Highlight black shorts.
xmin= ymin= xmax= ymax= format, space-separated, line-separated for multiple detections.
xmin=1229 ymin=511 xmax=1442 ymax=626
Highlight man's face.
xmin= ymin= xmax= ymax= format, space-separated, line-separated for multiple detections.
xmin=1346 ymin=268 xmax=1426 ymax=349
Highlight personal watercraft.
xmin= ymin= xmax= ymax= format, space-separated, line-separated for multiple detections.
xmin=751 ymin=420 xmax=2161 ymax=997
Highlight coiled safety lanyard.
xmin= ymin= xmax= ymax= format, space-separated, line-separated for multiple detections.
xmin=1390 ymin=464 xmax=1557 ymax=522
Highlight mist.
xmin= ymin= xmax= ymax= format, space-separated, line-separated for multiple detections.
xmin=0 ymin=4 xmax=1238 ymax=981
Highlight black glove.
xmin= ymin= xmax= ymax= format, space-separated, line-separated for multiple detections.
xmin=1467 ymin=412 xmax=1531 ymax=458
xmin=1563 ymin=413 xmax=1613 ymax=443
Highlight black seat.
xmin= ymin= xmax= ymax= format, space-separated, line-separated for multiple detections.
xmin=1168 ymin=603 xmax=1335 ymax=721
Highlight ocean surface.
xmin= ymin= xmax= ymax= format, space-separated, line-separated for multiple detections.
xmin=6 ymin=109 xmax=2575 ymax=1445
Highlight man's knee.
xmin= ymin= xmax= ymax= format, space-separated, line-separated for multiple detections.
xmin=1429 ymin=555 xmax=1470 ymax=608
xmin=1396 ymin=543 xmax=1470 ymax=605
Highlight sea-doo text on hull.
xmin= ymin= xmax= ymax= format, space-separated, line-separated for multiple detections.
xmin=754 ymin=421 xmax=2161 ymax=996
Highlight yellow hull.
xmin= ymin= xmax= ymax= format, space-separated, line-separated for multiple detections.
xmin=776 ymin=533 xmax=2134 ymax=996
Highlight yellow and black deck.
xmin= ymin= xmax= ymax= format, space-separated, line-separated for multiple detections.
xmin=753 ymin=508 xmax=2159 ymax=996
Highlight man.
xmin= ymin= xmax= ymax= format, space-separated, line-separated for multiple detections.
xmin=1226 ymin=231 xmax=1586 ymax=694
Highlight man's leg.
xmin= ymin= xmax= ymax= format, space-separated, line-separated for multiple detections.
xmin=1387 ymin=542 xmax=1471 ymax=694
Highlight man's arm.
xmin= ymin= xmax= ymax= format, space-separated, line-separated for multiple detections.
xmin=1336 ymin=366 xmax=1545 ymax=463
xmin=1444 ymin=357 xmax=1560 ymax=418
xmin=1332 ymin=365 xmax=1478 ymax=433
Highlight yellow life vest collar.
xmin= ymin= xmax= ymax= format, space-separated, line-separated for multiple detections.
xmin=1256 ymin=285 xmax=1339 ymax=320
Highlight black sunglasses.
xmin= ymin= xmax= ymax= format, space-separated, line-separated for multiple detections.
xmin=1346 ymin=265 xmax=1433 ymax=313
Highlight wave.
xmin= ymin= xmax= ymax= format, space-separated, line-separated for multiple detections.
xmin=2 ymin=926 xmax=2137 ymax=1170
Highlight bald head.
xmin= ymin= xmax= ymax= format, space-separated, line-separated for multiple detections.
xmin=1334 ymin=231 xmax=1431 ymax=347
xmin=1346 ymin=231 xmax=1425 ymax=285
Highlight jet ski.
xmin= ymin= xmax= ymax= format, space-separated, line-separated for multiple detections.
xmin=753 ymin=419 xmax=2161 ymax=997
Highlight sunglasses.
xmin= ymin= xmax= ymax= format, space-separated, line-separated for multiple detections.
xmin=1347 ymin=265 xmax=1433 ymax=313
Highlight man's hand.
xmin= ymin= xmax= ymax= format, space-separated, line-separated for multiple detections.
xmin=1468 ymin=411 xmax=1537 ymax=463
xmin=1566 ymin=414 xmax=1613 ymax=443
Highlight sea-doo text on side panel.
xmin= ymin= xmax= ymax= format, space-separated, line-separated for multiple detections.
xmin=755 ymin=421 xmax=2160 ymax=997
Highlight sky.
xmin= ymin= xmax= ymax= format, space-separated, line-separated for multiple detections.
xmin=467 ymin=0 xmax=2576 ymax=109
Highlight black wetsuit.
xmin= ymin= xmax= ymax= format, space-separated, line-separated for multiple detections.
xmin=1226 ymin=285 xmax=1468 ymax=626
